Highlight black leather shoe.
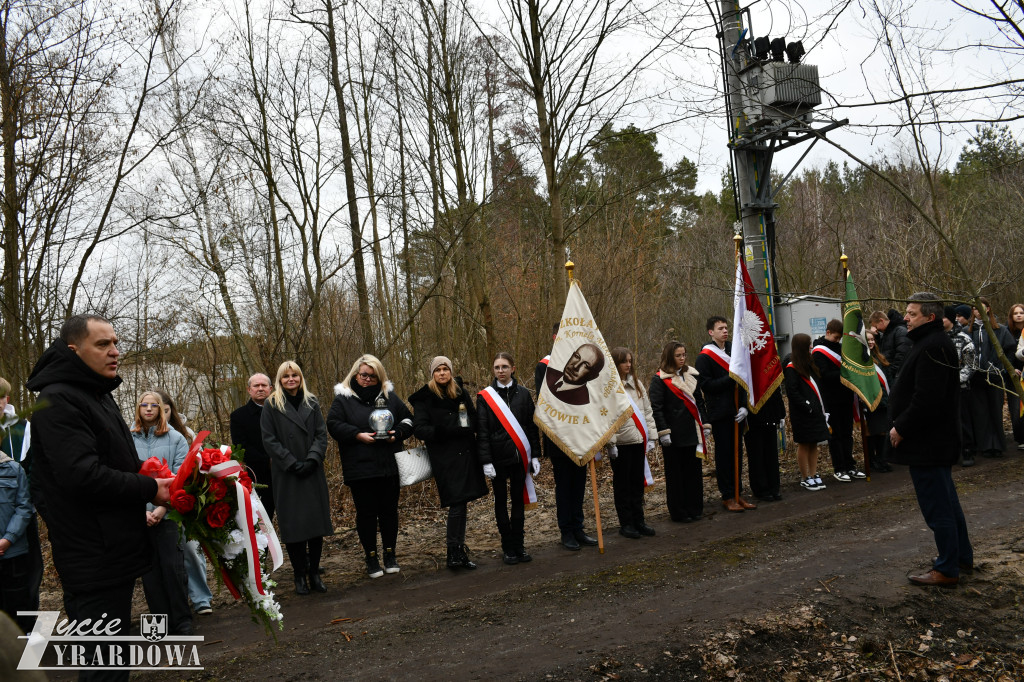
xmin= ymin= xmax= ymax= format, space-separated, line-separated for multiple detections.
xmin=308 ymin=571 xmax=327 ymax=593
xmin=516 ymin=547 xmax=532 ymax=562
xmin=447 ymin=544 xmax=461 ymax=569
xmin=459 ymin=545 xmax=477 ymax=570
xmin=560 ymin=531 xmax=581 ymax=551
xmin=619 ymin=525 xmax=641 ymax=539
xmin=294 ymin=575 xmax=310 ymax=595
xmin=573 ymin=530 xmax=599 ymax=546
xmin=503 ymin=550 xmax=520 ymax=565
xmin=637 ymin=523 xmax=656 ymax=537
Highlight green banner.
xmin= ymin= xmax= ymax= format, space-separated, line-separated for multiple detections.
xmin=840 ymin=271 xmax=883 ymax=411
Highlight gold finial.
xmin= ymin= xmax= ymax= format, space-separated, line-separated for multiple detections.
xmin=565 ymin=260 xmax=574 ymax=282
xmin=840 ymin=253 xmax=848 ymax=268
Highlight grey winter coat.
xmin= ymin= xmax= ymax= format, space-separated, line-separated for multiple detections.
xmin=260 ymin=394 xmax=333 ymax=543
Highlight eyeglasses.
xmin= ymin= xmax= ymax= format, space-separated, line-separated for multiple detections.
xmin=140 ymin=403 xmax=159 ymax=409
xmin=358 ymin=372 xmax=378 ymax=381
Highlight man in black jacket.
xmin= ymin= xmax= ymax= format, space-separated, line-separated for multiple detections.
xmin=889 ymin=293 xmax=972 ymax=588
xmin=812 ymin=319 xmax=866 ymax=482
xmin=870 ymin=309 xmax=912 ymax=378
xmin=26 ymin=314 xmax=172 ymax=671
xmin=695 ymin=315 xmax=754 ymax=512
xmin=230 ymin=373 xmax=275 ymax=520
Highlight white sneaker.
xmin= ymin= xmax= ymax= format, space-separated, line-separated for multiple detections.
xmin=814 ymin=476 xmax=825 ymax=489
xmin=801 ymin=478 xmax=816 ymax=490
xmin=849 ymin=469 xmax=867 ymax=479
xmin=833 ymin=471 xmax=852 ymax=482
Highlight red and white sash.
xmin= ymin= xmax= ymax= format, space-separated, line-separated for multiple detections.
xmin=623 ymin=389 xmax=655 ymax=486
xmin=539 ymin=355 xmax=550 ymax=366
xmin=875 ymin=365 xmax=890 ymax=395
xmin=811 ymin=345 xmax=841 ymax=366
xmin=659 ymin=373 xmax=707 ymax=456
xmin=699 ymin=344 xmax=730 ymax=372
xmin=479 ymin=386 xmax=537 ymax=505
xmin=787 ymin=362 xmax=828 ymax=426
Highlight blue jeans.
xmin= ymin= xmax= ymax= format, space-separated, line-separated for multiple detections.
xmin=183 ymin=539 xmax=212 ymax=609
xmin=908 ymin=466 xmax=973 ymax=577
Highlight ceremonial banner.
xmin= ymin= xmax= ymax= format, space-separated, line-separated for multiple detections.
xmin=535 ymin=280 xmax=634 ymax=467
xmin=840 ymin=270 xmax=883 ymax=410
xmin=728 ymin=257 xmax=783 ymax=413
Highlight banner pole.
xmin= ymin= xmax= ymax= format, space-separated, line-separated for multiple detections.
xmin=733 ymin=234 xmax=743 ymax=504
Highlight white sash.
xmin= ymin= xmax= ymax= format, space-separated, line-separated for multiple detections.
xmin=811 ymin=345 xmax=842 ymax=365
xmin=623 ymin=389 xmax=654 ymax=486
xmin=480 ymin=386 xmax=536 ymax=504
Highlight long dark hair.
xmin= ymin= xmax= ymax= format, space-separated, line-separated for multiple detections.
xmin=611 ymin=346 xmax=644 ymax=398
xmin=659 ymin=341 xmax=686 ymax=375
xmin=153 ymin=388 xmax=191 ymax=440
xmin=790 ymin=334 xmax=818 ymax=378
xmin=866 ymin=330 xmax=889 ymax=367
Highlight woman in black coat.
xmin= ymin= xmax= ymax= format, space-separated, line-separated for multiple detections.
xmin=783 ymin=334 xmax=831 ymax=491
xmin=649 ymin=341 xmax=705 ymax=523
xmin=476 ymin=352 xmax=540 ymax=565
xmin=327 ymin=354 xmax=413 ymax=579
xmin=409 ymin=356 xmax=488 ymax=571
xmin=863 ymin=330 xmax=893 ymax=472
xmin=260 ymin=360 xmax=332 ymax=595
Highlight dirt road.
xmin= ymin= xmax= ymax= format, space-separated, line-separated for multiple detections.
xmin=143 ymin=452 xmax=1023 ymax=681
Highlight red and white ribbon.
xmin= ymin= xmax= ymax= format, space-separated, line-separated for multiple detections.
xmin=479 ymin=386 xmax=536 ymax=505
xmin=623 ymin=389 xmax=654 ymax=486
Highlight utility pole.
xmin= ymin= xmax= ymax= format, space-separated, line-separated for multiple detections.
xmin=717 ymin=1 xmax=846 ymax=324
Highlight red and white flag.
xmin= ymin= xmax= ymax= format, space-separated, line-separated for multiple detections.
xmin=728 ymin=257 xmax=783 ymax=413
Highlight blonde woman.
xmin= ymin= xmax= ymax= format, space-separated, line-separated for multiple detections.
xmin=327 ymin=355 xmax=413 ymax=579
xmin=131 ymin=391 xmax=191 ymax=635
xmin=261 ymin=361 xmax=331 ymax=595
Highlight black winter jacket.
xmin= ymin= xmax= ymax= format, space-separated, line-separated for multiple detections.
xmin=25 ymin=340 xmax=157 ymax=592
xmin=888 ymin=319 xmax=961 ymax=467
xmin=811 ymin=338 xmax=853 ymax=412
xmin=649 ymin=369 xmax=701 ymax=447
xmin=694 ymin=345 xmax=745 ymax=422
xmin=879 ymin=310 xmax=912 ymax=377
xmin=476 ymin=378 xmax=539 ymax=466
xmin=327 ymin=379 xmax=414 ymax=483
xmin=409 ymin=379 xmax=488 ymax=508
xmin=783 ymin=358 xmax=830 ymax=444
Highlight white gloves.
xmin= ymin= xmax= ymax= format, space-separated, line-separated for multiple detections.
xmin=702 ymin=424 xmax=712 ymax=438
xmin=659 ymin=434 xmax=671 ymax=446
xmin=483 ymin=464 xmax=497 ymax=479
xmin=607 ymin=445 xmax=618 ymax=460
xmin=735 ymin=407 xmax=749 ymax=423
xmin=645 ymin=440 xmax=655 ymax=453
xmin=530 ymin=458 xmax=541 ymax=476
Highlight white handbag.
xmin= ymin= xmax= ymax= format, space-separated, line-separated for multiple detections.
xmin=394 ymin=446 xmax=432 ymax=487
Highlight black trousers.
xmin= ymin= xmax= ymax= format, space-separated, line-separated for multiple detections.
xmin=1009 ymin=391 xmax=1024 ymax=444
xmin=550 ymin=448 xmax=586 ymax=532
xmin=825 ymin=400 xmax=856 ymax=472
xmin=909 ymin=466 xmax=972 ymax=577
xmin=63 ymin=579 xmax=135 ymax=682
xmin=662 ymin=443 xmax=703 ymax=519
xmin=348 ymin=475 xmax=400 ymax=555
xmin=140 ymin=520 xmax=191 ymax=635
xmin=967 ymin=374 xmax=1006 ymax=453
xmin=491 ymin=462 xmax=525 ymax=548
xmin=610 ymin=443 xmax=646 ymax=527
xmin=0 ymin=552 xmax=35 ymax=633
xmin=744 ymin=423 xmax=781 ymax=498
xmin=446 ymin=504 xmax=467 ymax=546
xmin=711 ymin=419 xmax=744 ymax=499
xmin=285 ymin=537 xmax=323 ymax=575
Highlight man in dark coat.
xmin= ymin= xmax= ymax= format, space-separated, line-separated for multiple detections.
xmin=870 ymin=309 xmax=912 ymax=378
xmin=536 ymin=327 xmax=599 ymax=552
xmin=230 ymin=373 xmax=275 ymax=520
xmin=696 ymin=315 xmax=754 ymax=512
xmin=888 ymin=293 xmax=972 ymax=587
xmin=26 ymin=314 xmax=172 ymax=676
xmin=812 ymin=319 xmax=865 ymax=482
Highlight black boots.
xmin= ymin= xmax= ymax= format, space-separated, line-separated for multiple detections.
xmin=308 ymin=570 xmax=327 ymax=593
xmin=294 ymin=574 xmax=310 ymax=595
xmin=447 ymin=544 xmax=478 ymax=570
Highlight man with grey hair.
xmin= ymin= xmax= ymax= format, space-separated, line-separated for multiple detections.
xmin=888 ymin=293 xmax=972 ymax=587
xmin=230 ymin=373 xmax=275 ymax=520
